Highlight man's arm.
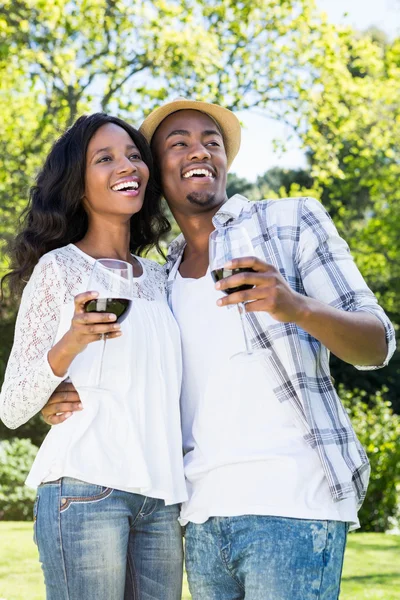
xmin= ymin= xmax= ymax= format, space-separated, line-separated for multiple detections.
xmin=215 ymin=197 xmax=395 ymax=368
xmin=215 ymin=256 xmax=387 ymax=367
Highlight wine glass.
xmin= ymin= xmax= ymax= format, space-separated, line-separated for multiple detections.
xmin=209 ymin=225 xmax=259 ymax=360
xmin=85 ymin=259 xmax=133 ymax=386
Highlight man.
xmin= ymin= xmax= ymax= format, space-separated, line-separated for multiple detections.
xmin=43 ymin=99 xmax=395 ymax=599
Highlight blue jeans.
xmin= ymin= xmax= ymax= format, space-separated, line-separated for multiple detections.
xmin=34 ymin=478 xmax=183 ymax=600
xmin=185 ymin=515 xmax=348 ymax=600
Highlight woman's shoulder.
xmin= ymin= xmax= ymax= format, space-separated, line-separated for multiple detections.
xmin=137 ymin=256 xmax=166 ymax=279
xmin=38 ymin=244 xmax=91 ymax=273
xmin=32 ymin=245 xmax=92 ymax=300
xmin=134 ymin=256 xmax=167 ymax=300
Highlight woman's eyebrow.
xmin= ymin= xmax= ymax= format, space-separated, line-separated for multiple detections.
xmin=90 ymin=144 xmax=137 ymax=159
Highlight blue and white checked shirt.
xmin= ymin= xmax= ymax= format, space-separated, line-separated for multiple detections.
xmin=165 ymin=195 xmax=396 ymax=508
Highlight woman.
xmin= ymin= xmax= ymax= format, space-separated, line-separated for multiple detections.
xmin=0 ymin=114 xmax=187 ymax=599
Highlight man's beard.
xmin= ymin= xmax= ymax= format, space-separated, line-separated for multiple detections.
xmin=186 ymin=192 xmax=216 ymax=207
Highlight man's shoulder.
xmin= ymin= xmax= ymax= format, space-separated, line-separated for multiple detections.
xmin=250 ymin=195 xmax=320 ymax=211
xmin=244 ymin=196 xmax=324 ymax=224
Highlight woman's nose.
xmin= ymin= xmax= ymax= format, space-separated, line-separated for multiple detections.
xmin=117 ymin=156 xmax=137 ymax=173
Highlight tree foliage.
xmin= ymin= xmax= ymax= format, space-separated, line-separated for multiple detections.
xmin=0 ymin=3 xmax=398 ymax=455
xmin=341 ymin=386 xmax=400 ymax=533
xmin=0 ymin=438 xmax=37 ymax=520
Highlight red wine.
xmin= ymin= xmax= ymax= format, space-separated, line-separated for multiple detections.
xmin=211 ymin=268 xmax=255 ymax=295
xmin=84 ymin=298 xmax=132 ymax=323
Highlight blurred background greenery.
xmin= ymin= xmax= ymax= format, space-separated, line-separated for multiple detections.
xmin=0 ymin=0 xmax=399 ymax=537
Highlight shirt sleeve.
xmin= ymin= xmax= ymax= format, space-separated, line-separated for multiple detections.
xmin=297 ymin=197 xmax=396 ymax=370
xmin=0 ymin=255 xmax=66 ymax=429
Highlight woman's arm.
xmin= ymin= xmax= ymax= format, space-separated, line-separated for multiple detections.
xmin=0 ymin=257 xmax=122 ymax=429
xmin=0 ymin=257 xmax=67 ymax=428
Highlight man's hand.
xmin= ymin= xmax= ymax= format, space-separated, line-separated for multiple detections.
xmin=215 ymin=257 xmax=387 ymax=367
xmin=41 ymin=382 xmax=82 ymax=425
xmin=215 ymin=256 xmax=306 ymax=323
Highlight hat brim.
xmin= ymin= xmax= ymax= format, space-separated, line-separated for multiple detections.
xmin=139 ymin=100 xmax=241 ymax=170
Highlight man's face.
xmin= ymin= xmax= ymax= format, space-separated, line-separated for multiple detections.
xmin=152 ymin=110 xmax=228 ymax=216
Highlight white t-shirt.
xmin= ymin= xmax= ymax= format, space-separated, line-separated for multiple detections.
xmin=0 ymin=244 xmax=187 ymax=505
xmin=171 ymin=268 xmax=358 ymax=526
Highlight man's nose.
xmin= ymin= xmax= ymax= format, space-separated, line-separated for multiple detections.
xmin=188 ymin=142 xmax=211 ymax=161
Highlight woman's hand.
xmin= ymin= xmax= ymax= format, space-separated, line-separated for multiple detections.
xmin=64 ymin=291 xmax=122 ymax=354
xmin=48 ymin=291 xmax=122 ymax=377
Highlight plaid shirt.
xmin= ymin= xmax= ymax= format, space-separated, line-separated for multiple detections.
xmin=166 ymin=195 xmax=396 ymax=508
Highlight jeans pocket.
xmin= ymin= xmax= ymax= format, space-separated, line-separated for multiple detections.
xmin=33 ymin=494 xmax=40 ymax=546
xmin=59 ymin=478 xmax=113 ymax=513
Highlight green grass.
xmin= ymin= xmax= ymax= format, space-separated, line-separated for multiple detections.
xmin=341 ymin=533 xmax=400 ymax=600
xmin=0 ymin=523 xmax=399 ymax=599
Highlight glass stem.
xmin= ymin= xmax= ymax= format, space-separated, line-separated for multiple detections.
xmin=237 ymin=302 xmax=253 ymax=355
xmin=96 ymin=338 xmax=107 ymax=386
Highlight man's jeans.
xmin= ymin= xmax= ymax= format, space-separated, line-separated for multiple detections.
xmin=34 ymin=478 xmax=183 ymax=600
xmin=185 ymin=515 xmax=348 ymax=600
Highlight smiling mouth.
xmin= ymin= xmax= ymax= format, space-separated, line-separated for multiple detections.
xmin=111 ymin=181 xmax=140 ymax=192
xmin=182 ymin=168 xmax=215 ymax=179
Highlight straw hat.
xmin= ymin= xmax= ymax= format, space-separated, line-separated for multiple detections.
xmin=139 ymin=98 xmax=241 ymax=170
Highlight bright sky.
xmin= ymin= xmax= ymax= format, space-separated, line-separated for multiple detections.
xmin=231 ymin=0 xmax=400 ymax=181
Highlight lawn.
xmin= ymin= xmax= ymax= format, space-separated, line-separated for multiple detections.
xmin=0 ymin=523 xmax=399 ymax=600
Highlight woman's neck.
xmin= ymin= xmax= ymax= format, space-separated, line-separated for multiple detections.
xmin=75 ymin=220 xmax=132 ymax=264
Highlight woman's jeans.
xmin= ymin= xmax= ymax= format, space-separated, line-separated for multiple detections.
xmin=33 ymin=478 xmax=183 ymax=600
xmin=185 ymin=515 xmax=348 ymax=600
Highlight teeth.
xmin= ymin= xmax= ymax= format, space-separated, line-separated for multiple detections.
xmin=183 ymin=169 xmax=214 ymax=179
xmin=112 ymin=181 xmax=139 ymax=191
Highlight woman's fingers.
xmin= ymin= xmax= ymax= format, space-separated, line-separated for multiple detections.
xmin=73 ymin=311 xmax=117 ymax=325
xmin=69 ymin=292 xmax=123 ymax=349
xmin=74 ymin=290 xmax=99 ymax=313
xmin=73 ymin=321 xmax=121 ymax=335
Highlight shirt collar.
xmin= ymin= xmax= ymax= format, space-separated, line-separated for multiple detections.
xmin=167 ymin=194 xmax=250 ymax=263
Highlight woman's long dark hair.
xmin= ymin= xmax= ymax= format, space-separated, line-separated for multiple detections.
xmin=2 ymin=113 xmax=170 ymax=294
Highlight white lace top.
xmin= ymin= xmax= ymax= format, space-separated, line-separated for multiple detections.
xmin=0 ymin=244 xmax=187 ymax=504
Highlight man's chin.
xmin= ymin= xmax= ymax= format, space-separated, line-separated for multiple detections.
xmin=186 ymin=192 xmax=217 ymax=207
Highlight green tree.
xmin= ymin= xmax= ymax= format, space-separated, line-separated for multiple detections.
xmin=0 ymin=438 xmax=37 ymax=520
xmin=341 ymin=386 xmax=400 ymax=532
xmin=1 ymin=2 xmax=399 ymax=443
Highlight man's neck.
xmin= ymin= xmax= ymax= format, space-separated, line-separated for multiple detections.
xmin=171 ymin=202 xmax=223 ymax=279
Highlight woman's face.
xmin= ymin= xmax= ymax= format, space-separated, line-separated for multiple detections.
xmin=83 ymin=123 xmax=150 ymax=221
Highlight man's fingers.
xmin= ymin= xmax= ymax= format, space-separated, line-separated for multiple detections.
xmin=54 ymin=382 xmax=78 ymax=394
xmin=217 ymin=286 xmax=273 ymax=307
xmin=244 ymin=299 xmax=272 ymax=313
xmin=224 ymin=256 xmax=274 ymax=273
xmin=48 ymin=390 xmax=81 ymax=404
xmin=44 ymin=412 xmax=73 ymax=426
xmin=42 ymin=401 xmax=83 ymax=416
xmin=216 ymin=271 xmax=275 ymax=293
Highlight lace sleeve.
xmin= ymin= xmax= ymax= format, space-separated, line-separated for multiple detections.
xmin=0 ymin=255 xmax=66 ymax=429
